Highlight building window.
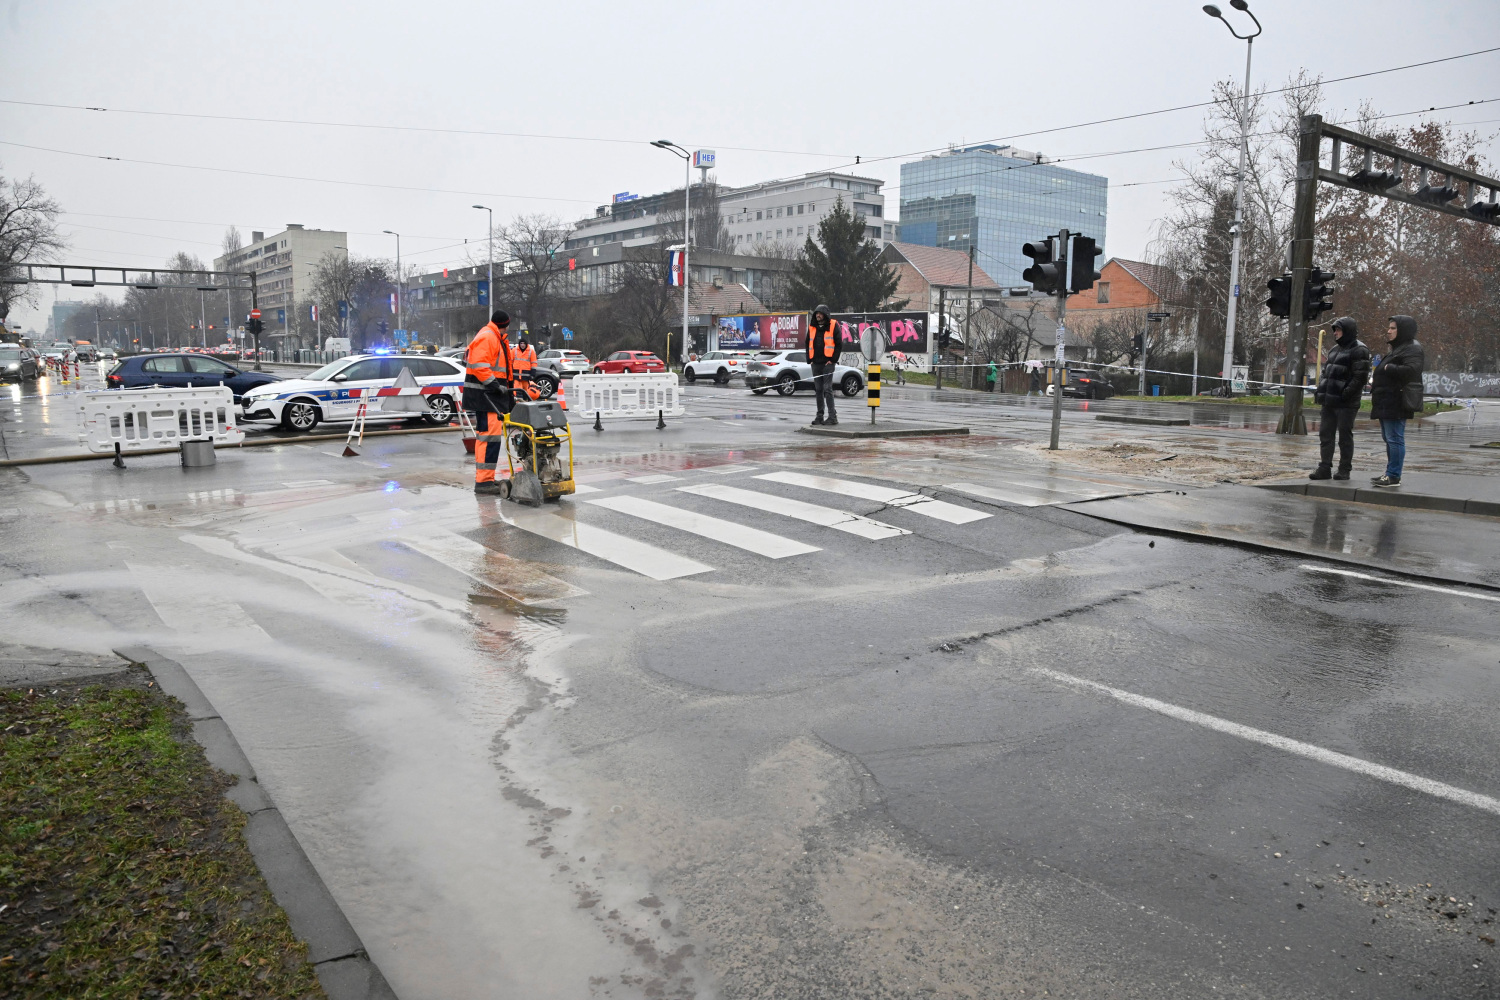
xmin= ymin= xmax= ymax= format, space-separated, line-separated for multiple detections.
xmin=797 ymin=204 xmax=804 ymax=214
xmin=797 ymin=227 xmax=803 ymax=236
xmin=1096 ymin=282 xmax=1110 ymax=303
xmin=756 ymin=211 xmax=762 ymax=220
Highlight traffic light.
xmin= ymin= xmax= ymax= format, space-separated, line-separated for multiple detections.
xmin=1303 ymin=267 xmax=1335 ymax=322
xmin=1021 ymin=238 xmax=1062 ymax=294
xmin=1068 ymin=236 xmax=1103 ymax=293
xmin=246 ymin=318 xmax=265 ymax=337
xmin=1265 ymin=274 xmax=1292 ymax=318
xmin=1131 ymin=332 xmax=1144 ymax=353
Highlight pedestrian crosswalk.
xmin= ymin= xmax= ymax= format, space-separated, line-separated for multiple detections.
xmin=206 ymin=463 xmax=1159 ymax=600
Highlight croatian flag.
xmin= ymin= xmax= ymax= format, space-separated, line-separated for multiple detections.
xmin=668 ymin=250 xmax=685 ymax=287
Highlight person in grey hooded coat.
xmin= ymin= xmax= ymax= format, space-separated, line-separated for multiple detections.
xmin=1368 ymin=314 xmax=1424 ymax=487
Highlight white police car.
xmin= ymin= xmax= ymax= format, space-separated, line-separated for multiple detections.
xmin=240 ymin=354 xmax=465 ymax=432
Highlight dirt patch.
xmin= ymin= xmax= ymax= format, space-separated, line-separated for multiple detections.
xmin=1020 ymin=439 xmax=1305 ymax=485
xmin=0 ymin=667 xmax=325 ymax=999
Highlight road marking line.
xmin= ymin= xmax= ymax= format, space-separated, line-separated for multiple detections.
xmin=1298 ymin=564 xmax=1500 ymax=602
xmin=946 ymin=480 xmax=1109 ymax=507
xmin=1032 ymin=667 xmax=1500 ymax=817
xmin=126 ymin=562 xmax=274 ymax=652
xmin=571 ymin=483 xmax=602 ymax=494
xmin=757 ymin=471 xmax=990 ymax=524
xmin=504 ymin=510 xmax=712 ymax=580
xmin=587 ymin=495 xmax=819 ymax=558
xmin=624 ymin=474 xmax=681 ymax=484
xmin=400 ymin=530 xmax=588 ymax=603
xmin=677 ymin=482 xmax=909 ymax=540
xmin=702 ymin=464 xmax=759 ymax=475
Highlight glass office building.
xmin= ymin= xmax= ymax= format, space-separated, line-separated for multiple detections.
xmin=898 ymin=145 xmax=1108 ymax=287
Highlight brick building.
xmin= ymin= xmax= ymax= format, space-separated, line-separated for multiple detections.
xmin=1065 ymin=258 xmax=1193 ymax=364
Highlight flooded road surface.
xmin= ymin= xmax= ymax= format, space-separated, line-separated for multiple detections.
xmin=1 ymin=387 xmax=1496 ymax=998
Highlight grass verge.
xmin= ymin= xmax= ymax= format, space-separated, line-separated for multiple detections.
xmin=0 ymin=669 xmax=325 ymax=999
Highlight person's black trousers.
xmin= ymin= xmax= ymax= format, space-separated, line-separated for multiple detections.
xmin=812 ymin=361 xmax=837 ymax=420
xmin=1318 ymin=403 xmax=1358 ymax=471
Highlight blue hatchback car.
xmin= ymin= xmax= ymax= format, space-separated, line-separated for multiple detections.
xmin=106 ymin=354 xmax=282 ymax=403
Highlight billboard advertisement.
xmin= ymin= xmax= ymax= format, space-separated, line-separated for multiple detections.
xmin=830 ymin=311 xmax=930 ymax=358
xmin=716 ymin=312 xmax=806 ymax=351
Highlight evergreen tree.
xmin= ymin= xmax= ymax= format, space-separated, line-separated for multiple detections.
xmin=788 ymin=197 xmax=905 ymax=312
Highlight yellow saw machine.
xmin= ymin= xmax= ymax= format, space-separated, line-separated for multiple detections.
xmin=498 ymin=398 xmax=575 ymax=505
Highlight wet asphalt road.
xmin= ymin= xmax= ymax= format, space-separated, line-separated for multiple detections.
xmin=0 ymin=378 xmax=1496 ymax=998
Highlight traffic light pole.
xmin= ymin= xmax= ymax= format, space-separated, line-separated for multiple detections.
xmin=1049 ymin=229 xmax=1069 ymax=451
xmin=1276 ymin=115 xmax=1321 ymax=435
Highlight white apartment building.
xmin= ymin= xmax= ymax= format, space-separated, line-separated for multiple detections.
xmin=565 ymin=170 xmax=893 ymax=254
xmin=213 ymin=224 xmax=347 ymax=314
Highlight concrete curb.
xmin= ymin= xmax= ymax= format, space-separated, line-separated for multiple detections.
xmin=1094 ymin=414 xmax=1191 ymax=427
xmin=1259 ymin=481 xmax=1500 ymax=518
xmin=797 ymin=423 xmax=970 ymax=439
xmin=0 ymin=424 xmax=463 ymax=468
xmin=113 ymin=645 xmax=397 ymax=1000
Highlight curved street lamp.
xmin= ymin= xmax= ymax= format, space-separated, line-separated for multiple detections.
xmin=1204 ymin=0 xmax=1262 ymax=396
xmin=652 ymin=140 xmax=692 ymax=365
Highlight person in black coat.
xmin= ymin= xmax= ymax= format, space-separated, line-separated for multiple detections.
xmin=1368 ymin=315 xmax=1424 ymax=487
xmin=1309 ymin=316 xmax=1370 ymax=480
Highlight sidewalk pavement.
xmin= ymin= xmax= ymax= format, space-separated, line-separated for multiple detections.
xmin=1261 ymin=470 xmax=1500 ymax=517
xmin=1063 ymin=483 xmax=1500 ymax=589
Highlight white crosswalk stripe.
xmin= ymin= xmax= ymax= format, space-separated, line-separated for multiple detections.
xmin=944 ymin=479 xmax=1136 ymax=507
xmin=676 ymin=483 xmax=909 ymax=540
xmin=586 ymin=495 xmax=820 ymax=559
xmin=400 ymin=529 xmax=589 ymax=603
xmin=755 ymin=471 xmax=990 ymax=524
xmin=503 ymin=508 xmax=713 ymax=580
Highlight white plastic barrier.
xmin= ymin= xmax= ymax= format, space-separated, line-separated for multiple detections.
xmin=571 ymin=372 xmax=684 ymax=420
xmin=76 ymin=386 xmax=244 ymax=454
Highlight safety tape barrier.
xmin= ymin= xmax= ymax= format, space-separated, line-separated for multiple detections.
xmin=348 ymin=385 xmax=450 ymax=397
xmin=918 ymin=357 xmax=1342 ymax=392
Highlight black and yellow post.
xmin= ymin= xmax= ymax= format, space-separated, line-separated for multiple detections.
xmin=867 ymin=363 xmax=881 ymax=424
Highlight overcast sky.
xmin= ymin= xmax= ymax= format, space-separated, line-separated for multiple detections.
xmin=4 ymin=0 xmax=1497 ymax=333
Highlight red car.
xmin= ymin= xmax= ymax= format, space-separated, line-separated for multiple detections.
xmin=593 ymin=350 xmax=665 ymax=374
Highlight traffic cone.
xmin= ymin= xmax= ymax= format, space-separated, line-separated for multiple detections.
xmin=556 ymin=381 xmax=567 ymax=410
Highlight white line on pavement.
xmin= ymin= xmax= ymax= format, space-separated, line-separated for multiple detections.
xmin=504 ymin=509 xmax=713 ymax=580
xmin=757 ymin=471 xmax=990 ymax=524
xmin=676 ymin=483 xmax=910 ymax=540
xmin=587 ymin=495 xmax=820 ymax=559
xmin=1031 ymin=667 xmax=1500 ymax=817
xmin=401 ymin=530 xmax=589 ymax=603
xmin=1298 ymin=564 xmax=1500 ymax=602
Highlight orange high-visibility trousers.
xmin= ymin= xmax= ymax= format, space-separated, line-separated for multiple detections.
xmin=475 ymin=410 xmax=504 ymax=484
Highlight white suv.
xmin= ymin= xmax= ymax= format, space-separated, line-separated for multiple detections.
xmin=683 ymin=351 xmax=756 ymax=384
xmin=240 ymin=354 xmax=464 ymax=432
xmin=744 ymin=351 xmax=865 ymax=397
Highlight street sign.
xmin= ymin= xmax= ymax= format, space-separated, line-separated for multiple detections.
xmin=337 ymin=300 xmax=349 ymax=320
xmin=561 ymin=327 xmax=573 ymax=341
xmin=249 ymin=308 xmax=261 ymax=319
xmin=476 ymin=280 xmax=489 ymax=306
xmin=276 ymin=308 xmax=285 ymax=325
xmin=1231 ymin=365 xmax=1249 ymax=393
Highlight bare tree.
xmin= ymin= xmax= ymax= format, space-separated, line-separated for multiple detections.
xmin=311 ymin=254 xmax=394 ymax=351
xmin=0 ymin=172 xmax=67 ymax=323
xmin=221 ymin=225 xmax=243 ymax=259
xmin=610 ymin=246 xmax=678 ymax=352
xmin=493 ymin=214 xmax=571 ymax=334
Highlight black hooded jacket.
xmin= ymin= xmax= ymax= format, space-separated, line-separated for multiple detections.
xmin=1370 ymin=315 xmax=1424 ymax=420
xmin=1313 ymin=319 xmax=1370 ymax=409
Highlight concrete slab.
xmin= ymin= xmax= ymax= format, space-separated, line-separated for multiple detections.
xmin=0 ymin=643 xmax=129 ymax=688
xmin=1063 ymin=483 xmax=1500 ymax=589
xmin=1094 ymin=413 xmax=1191 ymax=426
xmin=798 ymin=421 xmax=970 ymax=439
xmin=1260 ymin=470 xmax=1500 ymax=518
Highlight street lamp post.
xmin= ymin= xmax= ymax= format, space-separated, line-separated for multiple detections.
xmin=473 ymin=206 xmax=493 ymax=332
xmin=652 ymin=140 xmax=692 ymax=366
xmin=1203 ymin=0 xmax=1262 ymax=396
xmin=383 ymin=230 xmax=402 ymax=342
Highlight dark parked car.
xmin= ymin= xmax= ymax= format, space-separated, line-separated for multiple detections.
xmin=0 ymin=345 xmax=41 ymax=381
xmin=106 ymin=353 xmax=282 ymax=402
xmin=1045 ymin=373 xmax=1116 ymax=400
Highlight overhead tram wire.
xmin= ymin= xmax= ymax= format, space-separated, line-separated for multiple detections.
xmin=830 ymin=45 xmax=1500 ymax=173
xmin=3 ymin=44 xmax=1493 ymax=173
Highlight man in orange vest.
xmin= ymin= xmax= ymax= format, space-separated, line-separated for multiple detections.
xmin=806 ymin=304 xmax=839 ymax=426
xmin=465 ymin=310 xmax=515 ymax=495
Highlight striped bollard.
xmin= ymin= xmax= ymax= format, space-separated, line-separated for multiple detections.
xmin=867 ymin=363 xmax=881 ymax=424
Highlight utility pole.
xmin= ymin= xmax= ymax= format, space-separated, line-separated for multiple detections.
xmin=935 ymin=287 xmax=946 ymax=391
xmin=1276 ymin=115 xmax=1321 ymax=434
xmin=964 ymin=242 xmax=975 ymax=387
xmin=1049 ymin=229 xmax=1070 ymax=451
xmin=473 ymin=205 xmax=493 ymax=327
xmin=1138 ymin=325 xmax=1148 ymax=397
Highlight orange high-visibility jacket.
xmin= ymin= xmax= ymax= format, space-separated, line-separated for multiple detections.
xmin=806 ymin=317 xmax=838 ymax=362
xmin=514 ymin=343 xmax=537 ymax=374
xmin=465 ymin=322 xmax=513 ymax=389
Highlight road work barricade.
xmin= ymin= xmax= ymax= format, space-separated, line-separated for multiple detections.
xmin=571 ymin=372 xmax=683 ymax=431
xmin=76 ymin=386 xmax=242 ymax=468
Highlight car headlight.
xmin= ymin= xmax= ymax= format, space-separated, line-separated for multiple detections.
xmin=5 ymin=363 xmax=17 ymax=370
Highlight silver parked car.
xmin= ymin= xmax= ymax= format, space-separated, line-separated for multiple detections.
xmin=744 ymin=350 xmax=865 ymax=397
xmin=537 ymin=348 xmax=591 ymax=378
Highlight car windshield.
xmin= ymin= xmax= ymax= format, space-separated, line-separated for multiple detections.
xmin=0 ymin=348 xmax=22 ymax=359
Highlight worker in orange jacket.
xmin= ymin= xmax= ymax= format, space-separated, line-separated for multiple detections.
xmin=465 ymin=310 xmax=515 ymax=495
